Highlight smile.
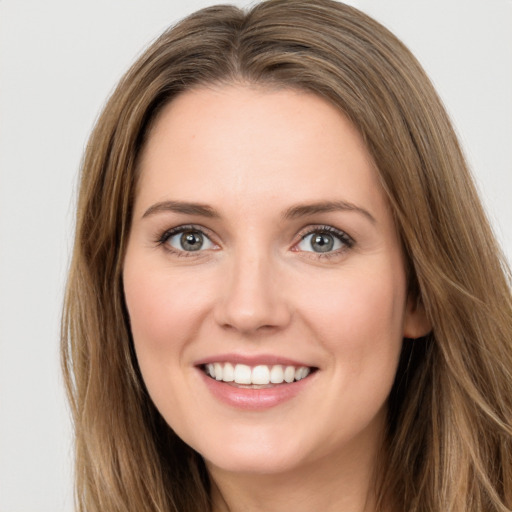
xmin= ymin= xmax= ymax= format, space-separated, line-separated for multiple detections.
xmin=204 ymin=363 xmax=313 ymax=386
xmin=197 ymin=358 xmax=318 ymax=410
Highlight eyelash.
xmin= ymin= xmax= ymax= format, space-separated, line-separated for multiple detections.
xmin=156 ymin=224 xmax=217 ymax=257
xmin=155 ymin=224 xmax=355 ymax=258
xmin=295 ymin=225 xmax=355 ymax=259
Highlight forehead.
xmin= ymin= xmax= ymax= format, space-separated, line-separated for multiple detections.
xmin=135 ymin=84 xmax=387 ymax=219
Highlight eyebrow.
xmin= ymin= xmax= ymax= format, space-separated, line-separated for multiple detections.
xmin=283 ymin=200 xmax=376 ymax=224
xmin=142 ymin=201 xmax=220 ymax=219
xmin=142 ymin=199 xmax=375 ymax=223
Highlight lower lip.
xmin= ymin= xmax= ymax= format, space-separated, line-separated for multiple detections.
xmin=198 ymin=369 xmax=314 ymax=410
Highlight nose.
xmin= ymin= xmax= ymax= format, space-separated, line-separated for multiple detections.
xmin=213 ymin=249 xmax=292 ymax=335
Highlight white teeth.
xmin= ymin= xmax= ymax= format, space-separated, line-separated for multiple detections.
xmin=214 ymin=362 xmax=223 ymax=381
xmin=284 ymin=366 xmax=295 ymax=383
xmin=295 ymin=366 xmax=311 ymax=381
xmin=269 ymin=365 xmax=284 ymax=383
xmin=205 ymin=362 xmax=312 ymax=385
xmin=234 ymin=364 xmax=252 ymax=384
xmin=252 ymin=365 xmax=270 ymax=385
xmin=222 ymin=362 xmax=234 ymax=382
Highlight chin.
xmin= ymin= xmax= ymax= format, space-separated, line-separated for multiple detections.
xmin=186 ymin=427 xmax=311 ymax=476
xmin=204 ymin=449 xmax=307 ymax=476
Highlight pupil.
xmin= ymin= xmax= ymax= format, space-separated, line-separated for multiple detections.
xmin=312 ymin=233 xmax=334 ymax=252
xmin=181 ymin=231 xmax=203 ymax=251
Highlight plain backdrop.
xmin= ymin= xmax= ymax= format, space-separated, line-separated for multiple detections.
xmin=0 ymin=1 xmax=511 ymax=510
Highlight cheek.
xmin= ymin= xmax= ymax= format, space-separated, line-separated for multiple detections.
xmin=123 ymin=263 xmax=215 ymax=362
xmin=299 ymin=264 xmax=406 ymax=364
xmin=307 ymin=271 xmax=405 ymax=340
xmin=123 ymin=262 xmax=218 ymax=423
xmin=299 ymin=266 xmax=406 ymax=429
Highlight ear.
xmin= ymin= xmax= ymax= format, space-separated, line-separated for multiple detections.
xmin=403 ymin=296 xmax=431 ymax=339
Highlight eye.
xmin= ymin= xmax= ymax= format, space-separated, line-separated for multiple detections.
xmin=296 ymin=227 xmax=353 ymax=254
xmin=162 ymin=227 xmax=215 ymax=252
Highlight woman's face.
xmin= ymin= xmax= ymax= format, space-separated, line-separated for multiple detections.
xmin=123 ymin=85 xmax=427 ymax=476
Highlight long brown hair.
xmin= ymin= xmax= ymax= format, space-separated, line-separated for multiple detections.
xmin=61 ymin=1 xmax=512 ymax=510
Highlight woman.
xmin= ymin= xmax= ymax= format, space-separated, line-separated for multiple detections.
xmin=61 ymin=1 xmax=512 ymax=511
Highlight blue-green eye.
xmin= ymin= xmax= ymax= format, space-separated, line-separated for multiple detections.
xmin=165 ymin=229 xmax=215 ymax=252
xmin=297 ymin=228 xmax=352 ymax=253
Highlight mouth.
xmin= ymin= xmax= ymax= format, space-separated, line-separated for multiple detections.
xmin=201 ymin=362 xmax=317 ymax=388
xmin=195 ymin=355 xmax=318 ymax=409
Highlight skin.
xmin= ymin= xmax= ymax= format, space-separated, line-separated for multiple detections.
xmin=123 ymin=84 xmax=430 ymax=512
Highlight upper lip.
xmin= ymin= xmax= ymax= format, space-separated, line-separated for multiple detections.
xmin=194 ymin=353 xmax=316 ymax=368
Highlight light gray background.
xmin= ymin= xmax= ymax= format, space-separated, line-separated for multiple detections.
xmin=0 ymin=1 xmax=510 ymax=510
